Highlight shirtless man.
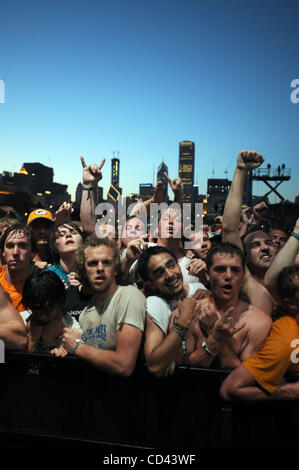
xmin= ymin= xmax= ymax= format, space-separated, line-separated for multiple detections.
xmin=221 ymin=150 xmax=279 ymax=315
xmin=220 ymin=265 xmax=299 ymax=401
xmin=173 ymin=242 xmax=272 ymax=370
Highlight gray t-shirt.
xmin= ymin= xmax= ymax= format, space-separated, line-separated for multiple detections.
xmin=79 ymin=285 xmax=146 ymax=350
xmin=146 ymin=282 xmax=205 ymax=335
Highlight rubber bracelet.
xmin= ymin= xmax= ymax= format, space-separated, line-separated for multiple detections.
xmin=72 ymin=340 xmax=85 ymax=354
xmin=173 ymin=325 xmax=186 ymax=341
xmin=290 ymin=232 xmax=299 ymax=241
xmin=202 ymin=340 xmax=217 ymax=358
xmin=82 ymin=186 xmax=95 ymax=200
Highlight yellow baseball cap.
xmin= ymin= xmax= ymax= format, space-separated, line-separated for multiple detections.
xmin=27 ymin=208 xmax=54 ymax=225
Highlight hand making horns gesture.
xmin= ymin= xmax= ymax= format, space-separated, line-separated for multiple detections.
xmin=80 ymin=156 xmax=106 ymax=187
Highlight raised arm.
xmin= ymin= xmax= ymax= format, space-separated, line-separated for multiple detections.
xmin=79 ymin=156 xmax=105 ymax=234
xmin=164 ymin=171 xmax=184 ymax=207
xmin=0 ymin=286 xmax=27 ymax=350
xmin=222 ymin=150 xmax=264 ymax=249
xmin=130 ymin=180 xmax=164 ymax=217
xmin=54 ymin=202 xmax=73 ymax=227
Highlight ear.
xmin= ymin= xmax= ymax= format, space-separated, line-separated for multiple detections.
xmin=205 ymin=268 xmax=210 ymax=282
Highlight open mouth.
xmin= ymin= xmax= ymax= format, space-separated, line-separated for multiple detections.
xmin=222 ymin=284 xmax=233 ymax=294
xmin=260 ymin=254 xmax=271 ymax=261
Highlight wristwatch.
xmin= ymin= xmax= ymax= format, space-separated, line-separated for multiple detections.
xmin=72 ymin=339 xmax=85 ymax=355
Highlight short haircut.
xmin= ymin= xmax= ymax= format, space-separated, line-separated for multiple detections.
xmin=136 ymin=245 xmax=178 ymax=281
xmin=22 ymin=270 xmax=66 ymax=309
xmin=49 ymin=222 xmax=84 ymax=264
xmin=76 ymin=235 xmax=121 ymax=286
xmin=268 ymin=226 xmax=288 ymax=237
xmin=277 ymin=266 xmax=299 ymax=300
xmin=242 ymin=227 xmax=270 ymax=253
xmin=205 ymin=242 xmax=246 ymax=272
xmin=0 ymin=223 xmax=36 ymax=254
xmin=120 ymin=215 xmax=146 ymax=237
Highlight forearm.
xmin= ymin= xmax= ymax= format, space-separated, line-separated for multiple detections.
xmin=145 ymin=331 xmax=183 ymax=377
xmin=272 ymin=381 xmax=299 ymax=400
xmin=230 ymin=382 xmax=299 ymax=402
xmin=80 ymin=190 xmax=96 ymax=234
xmin=74 ymin=343 xmax=138 ymax=377
xmin=173 ymin=192 xmax=183 ymax=208
xmin=222 ymin=168 xmax=247 ymax=241
xmin=187 ymin=334 xmax=223 ymax=367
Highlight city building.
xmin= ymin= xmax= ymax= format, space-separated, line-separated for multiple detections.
xmin=179 ymin=141 xmax=195 ymax=204
xmin=157 ymin=162 xmax=169 ymax=203
xmin=139 ymin=183 xmax=154 ymax=200
xmin=0 ymin=162 xmax=71 ymax=212
xmin=111 ymin=158 xmax=120 ymax=188
xmin=207 ymin=178 xmax=231 ymax=214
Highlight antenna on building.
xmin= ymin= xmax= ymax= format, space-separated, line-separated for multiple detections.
xmin=224 ymin=159 xmax=233 ymax=178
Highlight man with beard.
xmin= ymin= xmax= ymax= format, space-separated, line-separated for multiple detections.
xmin=136 ymin=245 xmax=205 ymax=377
xmin=61 ymin=236 xmax=146 ymax=376
xmin=122 ymin=206 xmax=206 ymax=286
xmin=172 ymin=243 xmax=272 ymax=370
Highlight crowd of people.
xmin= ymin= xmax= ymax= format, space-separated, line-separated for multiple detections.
xmin=1 ymin=150 xmax=299 ymax=402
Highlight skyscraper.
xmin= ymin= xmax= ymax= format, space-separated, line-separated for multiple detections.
xmin=179 ymin=141 xmax=195 ymax=204
xmin=157 ymin=161 xmax=168 ymax=203
xmin=111 ymin=158 xmax=120 ymax=188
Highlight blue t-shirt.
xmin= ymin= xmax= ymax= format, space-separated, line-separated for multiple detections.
xmin=45 ymin=263 xmax=70 ymax=287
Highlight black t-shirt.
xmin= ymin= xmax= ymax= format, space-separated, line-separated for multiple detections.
xmin=63 ymin=286 xmax=92 ymax=322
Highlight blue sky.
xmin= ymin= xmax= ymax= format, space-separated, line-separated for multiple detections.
xmin=0 ymin=0 xmax=298 ymax=203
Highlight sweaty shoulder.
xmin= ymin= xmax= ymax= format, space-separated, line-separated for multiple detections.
xmin=244 ymin=303 xmax=273 ymax=327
